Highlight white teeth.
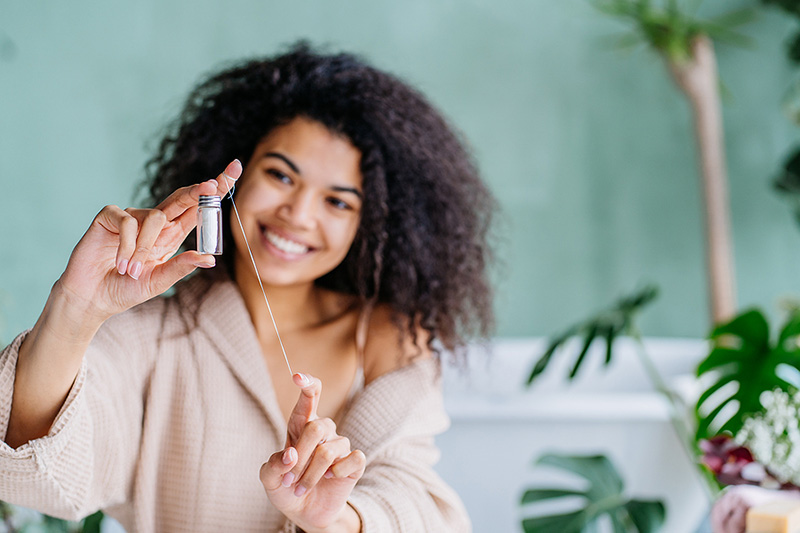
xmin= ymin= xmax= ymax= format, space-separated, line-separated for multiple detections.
xmin=265 ymin=230 xmax=310 ymax=255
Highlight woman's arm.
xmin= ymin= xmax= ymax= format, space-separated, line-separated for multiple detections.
xmin=6 ymin=282 xmax=104 ymax=448
xmin=341 ymin=358 xmax=470 ymax=533
xmin=5 ymin=161 xmax=241 ymax=449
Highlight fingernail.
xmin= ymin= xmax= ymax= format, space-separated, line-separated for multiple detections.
xmin=194 ymin=258 xmax=215 ymax=269
xmin=281 ymin=472 xmax=295 ymax=487
xmin=129 ymin=261 xmax=142 ymax=280
xmin=117 ymin=259 xmax=128 ymax=276
xmin=294 ymin=485 xmax=307 ymax=497
xmin=324 ymin=470 xmax=334 ymax=479
xmin=282 ymin=449 xmax=294 ymax=465
xmin=296 ymin=373 xmax=310 ymax=386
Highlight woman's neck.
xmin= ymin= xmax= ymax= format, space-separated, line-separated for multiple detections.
xmin=233 ymin=259 xmax=321 ymax=337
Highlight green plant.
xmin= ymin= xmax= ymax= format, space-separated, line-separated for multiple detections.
xmin=694 ymin=308 xmax=800 ymax=439
xmin=520 ymin=454 xmax=665 ymax=533
xmin=526 ymin=285 xmax=658 ymax=384
xmin=593 ymin=0 xmax=756 ymax=325
xmin=761 ymin=0 xmax=800 ymax=224
xmin=525 ymin=287 xmax=705 ymax=465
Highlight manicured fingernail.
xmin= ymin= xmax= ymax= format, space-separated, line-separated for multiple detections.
xmin=194 ymin=257 xmax=215 ymax=268
xmin=281 ymin=472 xmax=295 ymax=487
xmin=294 ymin=485 xmax=307 ymax=497
xmin=324 ymin=470 xmax=334 ymax=479
xmin=129 ymin=261 xmax=142 ymax=280
xmin=117 ymin=259 xmax=128 ymax=276
xmin=282 ymin=448 xmax=294 ymax=465
xmin=296 ymin=373 xmax=310 ymax=386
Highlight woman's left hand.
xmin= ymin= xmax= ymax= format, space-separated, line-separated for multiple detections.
xmin=260 ymin=373 xmax=366 ymax=532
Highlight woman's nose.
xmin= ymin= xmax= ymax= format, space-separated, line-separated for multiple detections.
xmin=279 ymin=190 xmax=317 ymax=228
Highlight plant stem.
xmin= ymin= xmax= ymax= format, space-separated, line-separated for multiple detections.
xmin=667 ymin=35 xmax=737 ymax=325
xmin=629 ymin=326 xmax=719 ymax=502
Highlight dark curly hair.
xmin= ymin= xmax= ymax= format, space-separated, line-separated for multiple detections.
xmin=144 ymin=42 xmax=495 ymax=354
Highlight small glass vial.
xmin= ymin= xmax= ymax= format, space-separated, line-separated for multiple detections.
xmin=197 ymin=195 xmax=223 ymax=255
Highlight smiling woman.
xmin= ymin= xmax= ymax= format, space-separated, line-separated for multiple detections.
xmin=0 ymin=42 xmax=495 ymax=533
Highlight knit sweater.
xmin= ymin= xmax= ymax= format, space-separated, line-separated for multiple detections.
xmin=0 ymin=273 xmax=470 ymax=532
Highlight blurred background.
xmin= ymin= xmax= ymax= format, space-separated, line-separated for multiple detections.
xmin=3 ymin=0 xmax=800 ymax=342
xmin=2 ymin=0 xmax=800 ymax=532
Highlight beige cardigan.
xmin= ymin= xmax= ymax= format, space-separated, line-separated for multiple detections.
xmin=0 ymin=273 xmax=470 ymax=532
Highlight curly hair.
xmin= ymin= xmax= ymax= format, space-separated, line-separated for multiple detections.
xmin=144 ymin=42 xmax=495 ymax=354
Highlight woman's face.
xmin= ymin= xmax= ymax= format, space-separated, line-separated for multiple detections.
xmin=231 ymin=116 xmax=363 ymax=287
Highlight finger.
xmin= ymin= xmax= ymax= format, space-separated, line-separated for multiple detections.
xmin=259 ymin=447 xmax=298 ymax=492
xmin=327 ymin=450 xmax=366 ymax=481
xmin=155 ymin=180 xmax=217 ymax=223
xmin=156 ymin=160 xmax=243 ymax=222
xmin=147 ymin=250 xmax=215 ymax=296
xmin=123 ymin=208 xmax=168 ymax=280
xmin=93 ymin=205 xmax=139 ymax=276
xmin=214 ymin=159 xmax=243 ymax=198
xmin=290 ymin=418 xmax=336 ymax=479
xmin=293 ymin=436 xmax=351 ymax=497
xmin=287 ymin=373 xmax=322 ymax=441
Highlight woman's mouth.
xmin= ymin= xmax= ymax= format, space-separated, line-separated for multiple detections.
xmin=261 ymin=226 xmax=312 ymax=256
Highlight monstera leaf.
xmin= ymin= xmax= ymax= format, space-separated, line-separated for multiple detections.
xmin=527 ymin=286 xmax=658 ymax=385
xmin=695 ymin=308 xmax=800 ymax=439
xmin=521 ymin=454 xmax=665 ymax=533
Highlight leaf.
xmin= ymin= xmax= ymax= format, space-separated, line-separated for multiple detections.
xmin=695 ymin=308 xmax=800 ymax=439
xmin=521 ymin=453 xmax=666 ymax=533
xmin=570 ymin=325 xmax=600 ymax=379
xmin=522 ymin=510 xmax=586 ymax=533
xmin=81 ymin=511 xmax=104 ymax=533
xmin=626 ymin=500 xmax=667 ymax=532
xmin=592 ymin=0 xmax=754 ymax=60
xmin=42 ymin=515 xmax=71 ymax=533
xmin=603 ymin=325 xmax=615 ymax=366
xmin=521 ymin=488 xmax=585 ymax=504
xmin=707 ymin=7 xmax=758 ymax=28
xmin=527 ymin=329 xmax=576 ymax=385
xmin=527 ymin=285 xmax=658 ymax=386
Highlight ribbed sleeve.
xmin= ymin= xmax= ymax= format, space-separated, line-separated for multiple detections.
xmin=341 ymin=359 xmax=471 ymax=533
xmin=0 ymin=303 xmax=160 ymax=521
xmin=0 ymin=330 xmax=95 ymax=518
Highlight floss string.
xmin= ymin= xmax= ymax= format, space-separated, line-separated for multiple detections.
xmin=222 ymin=171 xmax=293 ymax=377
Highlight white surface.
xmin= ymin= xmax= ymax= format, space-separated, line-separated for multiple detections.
xmin=435 ymin=337 xmax=711 ymax=533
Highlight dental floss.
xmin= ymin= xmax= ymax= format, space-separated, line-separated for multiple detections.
xmin=221 ymin=169 xmax=294 ymax=377
xmin=197 ymin=196 xmax=223 ymax=255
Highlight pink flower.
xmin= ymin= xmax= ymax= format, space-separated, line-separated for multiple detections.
xmin=701 ymin=435 xmax=756 ymax=486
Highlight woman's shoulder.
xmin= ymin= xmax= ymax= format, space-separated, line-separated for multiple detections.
xmin=360 ymin=303 xmax=434 ymax=385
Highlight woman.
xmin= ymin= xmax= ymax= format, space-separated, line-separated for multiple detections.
xmin=0 ymin=43 xmax=494 ymax=532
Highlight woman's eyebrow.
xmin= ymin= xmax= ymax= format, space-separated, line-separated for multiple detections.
xmin=331 ymin=186 xmax=363 ymax=200
xmin=263 ymin=152 xmax=301 ymax=174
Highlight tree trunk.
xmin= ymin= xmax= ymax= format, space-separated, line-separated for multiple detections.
xmin=667 ymin=35 xmax=737 ymax=325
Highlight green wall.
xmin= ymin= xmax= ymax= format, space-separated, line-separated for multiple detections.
xmin=2 ymin=0 xmax=799 ymax=341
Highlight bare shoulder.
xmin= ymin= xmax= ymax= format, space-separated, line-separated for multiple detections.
xmin=362 ymin=304 xmax=433 ymax=385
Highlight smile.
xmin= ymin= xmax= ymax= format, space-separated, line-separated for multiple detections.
xmin=262 ymin=227 xmax=312 ymax=255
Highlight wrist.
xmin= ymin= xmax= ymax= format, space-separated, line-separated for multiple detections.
xmin=299 ymin=503 xmax=361 ymax=533
xmin=46 ymin=279 xmax=108 ymax=340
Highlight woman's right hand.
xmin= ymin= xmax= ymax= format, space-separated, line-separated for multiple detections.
xmin=7 ymin=160 xmax=242 ymax=448
xmin=57 ymin=159 xmax=242 ymax=324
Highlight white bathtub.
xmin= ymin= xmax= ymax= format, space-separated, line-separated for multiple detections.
xmin=435 ymin=337 xmax=711 ymax=533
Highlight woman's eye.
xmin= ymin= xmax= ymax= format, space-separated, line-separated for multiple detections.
xmin=327 ymin=197 xmax=352 ymax=211
xmin=267 ymin=169 xmax=292 ymax=185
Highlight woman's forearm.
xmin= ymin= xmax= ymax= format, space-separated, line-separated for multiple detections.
xmin=5 ymin=280 xmax=105 ymax=448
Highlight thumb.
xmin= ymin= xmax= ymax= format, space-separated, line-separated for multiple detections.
xmin=260 ymin=447 xmax=298 ymax=492
xmin=149 ymin=250 xmax=215 ymax=294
